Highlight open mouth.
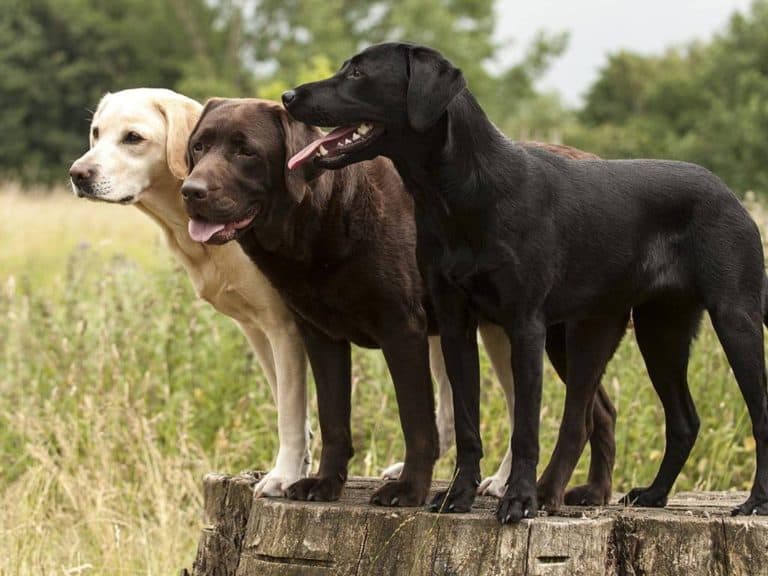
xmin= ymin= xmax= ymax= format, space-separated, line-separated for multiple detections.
xmin=287 ymin=122 xmax=384 ymax=170
xmin=187 ymin=205 xmax=260 ymax=244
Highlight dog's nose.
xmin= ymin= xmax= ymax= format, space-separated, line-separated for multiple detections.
xmin=282 ymin=90 xmax=297 ymax=107
xmin=181 ymin=179 xmax=209 ymax=202
xmin=69 ymin=162 xmax=97 ymax=185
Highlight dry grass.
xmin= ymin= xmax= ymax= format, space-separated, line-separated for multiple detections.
xmin=1 ymin=187 xmax=766 ymax=574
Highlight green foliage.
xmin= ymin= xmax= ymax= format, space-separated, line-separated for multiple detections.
xmin=0 ymin=212 xmax=760 ymax=571
xmin=0 ymin=0 xmax=564 ymax=185
xmin=572 ymin=0 xmax=768 ymax=194
xmin=0 ymin=0 xmax=248 ymax=184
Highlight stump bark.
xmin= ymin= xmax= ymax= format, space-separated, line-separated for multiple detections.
xmin=187 ymin=474 xmax=768 ymax=576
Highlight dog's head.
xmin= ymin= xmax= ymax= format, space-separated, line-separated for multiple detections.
xmin=282 ymin=42 xmax=466 ymax=171
xmin=182 ymin=98 xmax=321 ymax=246
xmin=69 ymin=88 xmax=201 ymax=204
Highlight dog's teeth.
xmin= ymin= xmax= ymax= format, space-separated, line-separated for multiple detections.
xmin=358 ymin=123 xmax=371 ymax=135
xmin=352 ymin=133 xmax=361 ymax=141
xmin=319 ymin=145 xmax=328 ymax=156
xmin=344 ymin=138 xmax=352 ymax=145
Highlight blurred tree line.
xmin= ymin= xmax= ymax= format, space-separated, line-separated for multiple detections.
xmin=568 ymin=0 xmax=768 ymax=194
xmin=1 ymin=0 xmax=767 ymax=194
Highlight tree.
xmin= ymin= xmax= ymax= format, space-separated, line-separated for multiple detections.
xmin=0 ymin=0 xmax=567 ymax=185
xmin=572 ymin=0 xmax=768 ymax=194
xmin=0 ymin=0 xmax=247 ymax=184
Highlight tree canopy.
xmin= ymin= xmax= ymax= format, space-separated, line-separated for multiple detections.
xmin=571 ymin=0 xmax=768 ymax=193
xmin=2 ymin=0 xmax=768 ymax=195
xmin=0 ymin=0 xmax=563 ymax=184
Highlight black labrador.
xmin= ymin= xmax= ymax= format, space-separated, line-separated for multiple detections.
xmin=181 ymin=98 xmax=619 ymax=511
xmin=283 ymin=42 xmax=768 ymax=524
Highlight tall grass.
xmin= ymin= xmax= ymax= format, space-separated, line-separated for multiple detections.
xmin=0 ymin=189 xmax=765 ymax=574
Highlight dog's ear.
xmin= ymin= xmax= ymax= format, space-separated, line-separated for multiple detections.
xmin=407 ymin=46 xmax=466 ymax=133
xmin=275 ymin=107 xmax=322 ymax=204
xmin=184 ymin=98 xmax=226 ymax=172
xmin=156 ymin=95 xmax=205 ymax=180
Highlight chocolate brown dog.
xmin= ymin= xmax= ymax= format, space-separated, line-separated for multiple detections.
xmin=181 ymin=98 xmax=619 ymax=507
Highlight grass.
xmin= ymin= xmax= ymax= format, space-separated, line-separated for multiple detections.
xmin=1 ymin=186 xmax=766 ymax=574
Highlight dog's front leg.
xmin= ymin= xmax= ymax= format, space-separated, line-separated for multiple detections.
xmin=255 ymin=323 xmax=311 ymax=497
xmin=496 ymin=318 xmax=546 ymax=524
xmin=372 ymin=331 xmax=438 ymax=506
xmin=286 ymin=317 xmax=352 ymax=502
xmin=426 ymin=282 xmax=482 ymax=513
xmin=381 ymin=334 xmax=453 ymax=481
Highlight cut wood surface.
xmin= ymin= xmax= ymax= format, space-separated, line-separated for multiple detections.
xmin=186 ymin=473 xmax=768 ymax=576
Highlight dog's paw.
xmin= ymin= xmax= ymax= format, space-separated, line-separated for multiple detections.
xmin=732 ymin=495 xmax=768 ymax=516
xmin=254 ymin=469 xmax=302 ymax=498
xmin=428 ymin=476 xmax=478 ymax=513
xmin=563 ymin=483 xmax=612 ymax=506
xmin=536 ymin=482 xmax=564 ymax=513
xmin=286 ymin=475 xmax=344 ymax=502
xmin=478 ymin=474 xmax=507 ymax=498
xmin=381 ymin=462 xmax=404 ymax=481
xmin=619 ymin=486 xmax=668 ymax=508
xmin=370 ymin=479 xmax=427 ymax=507
xmin=496 ymin=486 xmax=538 ymax=524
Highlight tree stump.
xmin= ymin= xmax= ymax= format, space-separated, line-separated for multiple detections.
xmin=187 ymin=473 xmax=768 ymax=575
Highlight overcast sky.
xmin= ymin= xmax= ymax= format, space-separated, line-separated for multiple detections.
xmin=495 ymin=0 xmax=754 ymax=106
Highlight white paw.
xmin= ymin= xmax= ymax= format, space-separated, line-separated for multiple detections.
xmin=254 ymin=469 xmax=301 ymax=498
xmin=478 ymin=475 xmax=508 ymax=498
xmin=381 ymin=462 xmax=404 ymax=480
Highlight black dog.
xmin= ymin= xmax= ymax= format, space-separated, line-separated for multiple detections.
xmin=181 ymin=98 xmax=620 ymax=511
xmin=283 ymin=42 xmax=768 ymax=524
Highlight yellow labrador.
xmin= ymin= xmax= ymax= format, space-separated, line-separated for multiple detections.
xmin=68 ymin=88 xmax=310 ymax=497
xmin=68 ymin=88 xmax=517 ymax=497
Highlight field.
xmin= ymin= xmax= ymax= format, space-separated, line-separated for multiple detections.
xmin=1 ymin=186 xmax=765 ymax=575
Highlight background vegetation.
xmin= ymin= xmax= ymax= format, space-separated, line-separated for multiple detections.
xmin=2 ymin=0 xmax=768 ymax=574
xmin=1 ymin=190 xmax=763 ymax=574
xmin=6 ymin=0 xmax=768 ymax=194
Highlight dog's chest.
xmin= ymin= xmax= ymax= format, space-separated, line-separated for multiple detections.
xmin=438 ymin=243 xmax=505 ymax=303
xmin=242 ymin=248 xmax=384 ymax=347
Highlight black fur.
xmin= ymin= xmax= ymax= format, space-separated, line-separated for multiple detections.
xmin=285 ymin=42 xmax=768 ymax=523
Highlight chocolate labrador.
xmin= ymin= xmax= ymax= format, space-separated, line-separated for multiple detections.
xmin=282 ymin=42 xmax=768 ymax=523
xmin=181 ymin=97 xmax=619 ymax=509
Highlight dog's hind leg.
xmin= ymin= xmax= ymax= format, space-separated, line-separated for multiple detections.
xmin=710 ymin=301 xmax=768 ymax=515
xmin=430 ymin=335 xmax=457 ymax=459
xmin=620 ymin=299 xmax=703 ymax=508
xmin=541 ymin=321 xmax=622 ymax=506
xmin=536 ymin=314 xmax=628 ymax=512
xmin=477 ymin=323 xmax=514 ymax=497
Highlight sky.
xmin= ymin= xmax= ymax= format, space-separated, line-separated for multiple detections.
xmin=496 ymin=0 xmax=754 ymax=106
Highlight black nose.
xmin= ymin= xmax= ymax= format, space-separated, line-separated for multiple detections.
xmin=181 ymin=179 xmax=209 ymax=202
xmin=282 ymin=90 xmax=297 ymax=107
xmin=69 ymin=162 xmax=97 ymax=185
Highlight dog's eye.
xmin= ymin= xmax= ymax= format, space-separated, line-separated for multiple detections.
xmin=122 ymin=131 xmax=144 ymax=145
xmin=347 ymin=67 xmax=363 ymax=79
xmin=192 ymin=141 xmax=204 ymax=153
xmin=237 ymin=146 xmax=255 ymax=157
xmin=92 ymin=127 xmax=99 ymax=140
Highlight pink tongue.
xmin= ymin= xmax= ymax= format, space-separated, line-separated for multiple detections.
xmin=287 ymin=126 xmax=358 ymax=170
xmin=188 ymin=219 xmax=226 ymax=243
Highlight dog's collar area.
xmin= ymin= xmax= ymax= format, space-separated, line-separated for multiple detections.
xmin=288 ymin=122 xmax=382 ymax=170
